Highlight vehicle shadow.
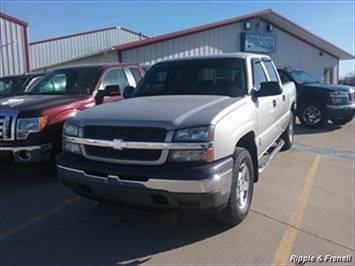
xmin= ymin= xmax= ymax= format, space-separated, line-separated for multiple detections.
xmin=294 ymin=122 xmax=342 ymax=135
xmin=0 ymin=163 xmax=58 ymax=188
xmin=1 ymin=198 xmax=232 ymax=265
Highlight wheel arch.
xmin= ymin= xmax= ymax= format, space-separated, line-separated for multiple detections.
xmin=236 ymin=131 xmax=259 ymax=183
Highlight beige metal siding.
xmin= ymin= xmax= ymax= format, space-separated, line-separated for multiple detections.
xmin=121 ymin=18 xmax=339 ymax=82
xmin=40 ymin=51 xmax=119 ymax=71
xmin=0 ymin=17 xmax=28 ymax=76
xmin=30 ymin=27 xmax=143 ymax=70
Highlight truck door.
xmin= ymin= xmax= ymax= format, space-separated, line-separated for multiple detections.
xmin=262 ymin=59 xmax=288 ymax=135
xmin=251 ymin=58 xmax=280 ymax=155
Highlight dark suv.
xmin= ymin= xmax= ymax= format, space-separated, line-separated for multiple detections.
xmin=278 ymin=68 xmax=354 ymax=128
xmin=0 ymin=64 xmax=144 ymax=164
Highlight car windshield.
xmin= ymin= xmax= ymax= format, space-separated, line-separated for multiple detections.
xmin=133 ymin=58 xmax=247 ymax=97
xmin=0 ymin=76 xmax=27 ymax=98
xmin=26 ymin=67 xmax=101 ymax=95
xmin=289 ymin=70 xmax=323 ymax=85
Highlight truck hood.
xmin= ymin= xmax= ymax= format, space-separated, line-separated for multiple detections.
xmin=74 ymin=95 xmax=244 ymax=130
xmin=0 ymin=95 xmax=85 ymax=114
xmin=304 ymin=83 xmax=353 ymax=92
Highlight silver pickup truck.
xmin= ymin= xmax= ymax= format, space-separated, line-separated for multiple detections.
xmin=56 ymin=53 xmax=296 ymax=226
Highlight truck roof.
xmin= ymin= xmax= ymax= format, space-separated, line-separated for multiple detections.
xmin=156 ymin=52 xmax=271 ymax=63
xmin=52 ymin=63 xmax=142 ymax=72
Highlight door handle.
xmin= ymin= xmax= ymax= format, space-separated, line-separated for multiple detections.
xmin=273 ymin=100 xmax=277 ymax=107
xmin=282 ymin=95 xmax=286 ymax=101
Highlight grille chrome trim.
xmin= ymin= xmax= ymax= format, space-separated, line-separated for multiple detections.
xmin=64 ymin=135 xmax=213 ymax=150
xmin=80 ymin=131 xmax=174 ymax=166
xmin=0 ymin=111 xmax=18 ymax=141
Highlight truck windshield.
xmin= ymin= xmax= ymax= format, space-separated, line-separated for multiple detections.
xmin=133 ymin=58 xmax=247 ymax=97
xmin=289 ymin=70 xmax=323 ymax=85
xmin=0 ymin=76 xmax=27 ymax=98
xmin=26 ymin=67 xmax=101 ymax=95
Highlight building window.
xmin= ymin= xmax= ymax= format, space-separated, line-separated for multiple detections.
xmin=323 ymin=68 xmax=334 ymax=84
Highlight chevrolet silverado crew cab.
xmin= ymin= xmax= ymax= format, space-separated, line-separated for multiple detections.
xmin=278 ymin=68 xmax=354 ymax=128
xmin=57 ymin=54 xmax=296 ymax=226
xmin=0 ymin=64 xmax=144 ymax=164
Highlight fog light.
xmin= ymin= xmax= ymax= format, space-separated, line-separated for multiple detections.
xmin=63 ymin=141 xmax=81 ymax=155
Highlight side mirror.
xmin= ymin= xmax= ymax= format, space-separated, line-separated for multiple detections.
xmin=123 ymin=86 xmax=135 ymax=98
xmin=104 ymin=85 xmax=121 ymax=96
xmin=254 ymin=81 xmax=282 ymax=97
xmin=95 ymin=85 xmax=121 ymax=104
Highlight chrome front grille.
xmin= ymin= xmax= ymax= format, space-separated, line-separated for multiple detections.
xmin=0 ymin=111 xmax=17 ymax=141
xmin=81 ymin=126 xmax=171 ymax=165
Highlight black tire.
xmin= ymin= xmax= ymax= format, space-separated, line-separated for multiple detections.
xmin=281 ymin=112 xmax=294 ymax=151
xmin=330 ymin=115 xmax=353 ymax=125
xmin=299 ymin=101 xmax=328 ymax=128
xmin=215 ymin=147 xmax=254 ymax=226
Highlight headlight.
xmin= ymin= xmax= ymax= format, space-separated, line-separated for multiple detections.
xmin=173 ymin=126 xmax=212 ymax=142
xmin=170 ymin=126 xmax=214 ymax=162
xmin=63 ymin=121 xmax=79 ymax=137
xmin=16 ymin=116 xmax=48 ymax=140
xmin=330 ymin=91 xmax=350 ymax=104
xmin=62 ymin=122 xmax=81 ymax=154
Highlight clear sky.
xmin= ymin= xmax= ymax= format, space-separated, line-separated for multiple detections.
xmin=1 ymin=1 xmax=354 ymax=77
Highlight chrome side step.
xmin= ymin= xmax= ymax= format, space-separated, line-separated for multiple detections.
xmin=258 ymin=139 xmax=285 ymax=174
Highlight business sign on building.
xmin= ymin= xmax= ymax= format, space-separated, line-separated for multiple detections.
xmin=241 ymin=32 xmax=276 ymax=53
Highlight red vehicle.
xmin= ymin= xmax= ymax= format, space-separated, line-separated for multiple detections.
xmin=0 ymin=63 xmax=144 ymax=163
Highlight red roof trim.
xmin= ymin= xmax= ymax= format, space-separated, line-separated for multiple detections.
xmin=120 ymin=27 xmax=149 ymax=39
xmin=115 ymin=9 xmax=272 ymax=51
xmin=0 ymin=12 xmax=28 ymax=27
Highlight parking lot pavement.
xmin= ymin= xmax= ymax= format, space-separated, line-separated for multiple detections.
xmin=0 ymin=120 xmax=354 ymax=265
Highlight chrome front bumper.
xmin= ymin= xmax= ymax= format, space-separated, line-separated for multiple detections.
xmin=57 ymin=164 xmax=232 ymax=194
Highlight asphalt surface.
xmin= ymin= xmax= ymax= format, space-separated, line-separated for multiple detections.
xmin=0 ymin=120 xmax=354 ymax=265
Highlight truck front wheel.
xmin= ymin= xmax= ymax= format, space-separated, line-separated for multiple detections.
xmin=216 ymin=147 xmax=254 ymax=226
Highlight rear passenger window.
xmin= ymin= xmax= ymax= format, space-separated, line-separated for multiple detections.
xmin=130 ymin=68 xmax=143 ymax=84
xmin=263 ymin=60 xmax=279 ymax=82
xmin=251 ymin=59 xmax=267 ymax=90
xmin=101 ymin=68 xmax=129 ymax=91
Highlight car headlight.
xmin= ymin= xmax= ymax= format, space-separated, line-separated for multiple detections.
xmin=62 ymin=122 xmax=81 ymax=154
xmin=173 ymin=126 xmax=212 ymax=142
xmin=16 ymin=116 xmax=48 ymax=140
xmin=170 ymin=126 xmax=214 ymax=162
xmin=63 ymin=121 xmax=79 ymax=137
xmin=330 ymin=91 xmax=350 ymax=104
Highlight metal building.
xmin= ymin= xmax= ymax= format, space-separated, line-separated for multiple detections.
xmin=0 ymin=13 xmax=30 ymax=76
xmin=82 ymin=9 xmax=352 ymax=83
xmin=30 ymin=27 xmax=147 ymax=71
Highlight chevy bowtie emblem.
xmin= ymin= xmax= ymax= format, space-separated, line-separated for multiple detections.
xmin=112 ymin=139 xmax=126 ymax=150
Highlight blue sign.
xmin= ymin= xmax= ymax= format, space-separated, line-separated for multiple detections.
xmin=241 ymin=32 xmax=276 ymax=53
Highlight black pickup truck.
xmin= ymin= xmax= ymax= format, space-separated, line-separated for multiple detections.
xmin=278 ymin=69 xmax=354 ymax=128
